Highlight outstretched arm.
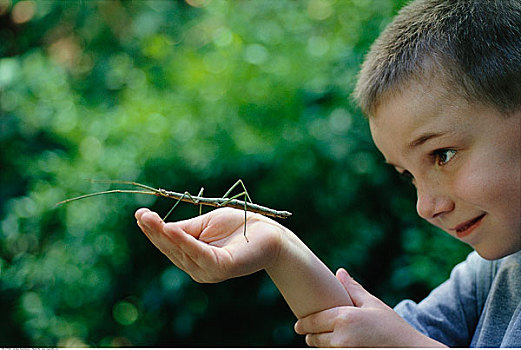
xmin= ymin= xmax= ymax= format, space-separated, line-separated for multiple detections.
xmin=136 ymin=207 xmax=447 ymax=347
xmin=135 ymin=207 xmax=353 ymax=318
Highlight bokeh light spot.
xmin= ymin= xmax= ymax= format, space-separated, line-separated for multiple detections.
xmin=0 ymin=0 xmax=11 ymax=15
xmin=113 ymin=301 xmax=139 ymax=326
xmin=185 ymin=0 xmax=209 ymax=8
xmin=244 ymin=44 xmax=269 ymax=65
xmin=307 ymin=36 xmax=329 ymax=57
xmin=79 ymin=136 xmax=103 ymax=162
xmin=11 ymin=0 xmax=35 ymax=24
xmin=21 ymin=291 xmax=43 ymax=314
xmin=307 ymin=0 xmax=332 ymax=20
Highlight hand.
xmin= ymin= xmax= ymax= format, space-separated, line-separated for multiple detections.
xmin=135 ymin=207 xmax=285 ymax=283
xmin=294 ymin=268 xmax=447 ymax=348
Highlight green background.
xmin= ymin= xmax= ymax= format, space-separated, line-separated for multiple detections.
xmin=0 ymin=0 xmax=471 ymax=346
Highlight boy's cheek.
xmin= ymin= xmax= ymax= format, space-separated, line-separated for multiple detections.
xmin=450 ymin=150 xmax=511 ymax=206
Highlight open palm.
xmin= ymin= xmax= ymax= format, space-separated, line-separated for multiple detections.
xmin=135 ymin=207 xmax=284 ymax=283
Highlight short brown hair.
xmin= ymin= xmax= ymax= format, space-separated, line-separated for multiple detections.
xmin=353 ymin=0 xmax=521 ymax=117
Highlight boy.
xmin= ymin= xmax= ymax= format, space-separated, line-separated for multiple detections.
xmin=135 ymin=0 xmax=520 ymax=347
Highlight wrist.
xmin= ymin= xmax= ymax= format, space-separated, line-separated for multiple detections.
xmin=247 ymin=213 xmax=292 ymax=272
xmin=263 ymin=224 xmax=299 ymax=274
xmin=263 ymin=225 xmax=353 ymax=318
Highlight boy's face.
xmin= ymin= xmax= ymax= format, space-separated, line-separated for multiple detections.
xmin=369 ymin=81 xmax=521 ymax=260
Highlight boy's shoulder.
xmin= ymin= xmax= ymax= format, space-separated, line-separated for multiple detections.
xmin=469 ymin=250 xmax=521 ymax=347
xmin=394 ymin=250 xmax=521 ymax=346
xmin=462 ymin=250 xmax=521 ymax=310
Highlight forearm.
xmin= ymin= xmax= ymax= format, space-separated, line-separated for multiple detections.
xmin=265 ymin=228 xmax=353 ymax=318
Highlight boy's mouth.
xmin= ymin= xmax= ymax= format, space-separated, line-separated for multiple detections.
xmin=452 ymin=213 xmax=486 ymax=238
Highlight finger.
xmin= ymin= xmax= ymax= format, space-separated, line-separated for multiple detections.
xmin=164 ymin=215 xmax=207 ymax=239
xmin=336 ymin=268 xmax=351 ymax=289
xmin=166 ymin=207 xmax=245 ymax=240
xmin=139 ymin=210 xmax=165 ymax=235
xmin=142 ymin=214 xmax=223 ymax=282
xmin=337 ymin=268 xmax=379 ymax=308
xmin=138 ymin=211 xmax=194 ymax=269
xmin=135 ymin=211 xmax=203 ymax=276
xmin=162 ymin=222 xmax=215 ymax=266
xmin=138 ymin=217 xmax=205 ymax=277
xmin=335 ymin=268 xmax=355 ymax=306
xmin=137 ymin=218 xmax=152 ymax=241
xmin=163 ymin=225 xmax=230 ymax=283
xmin=137 ymin=211 xmax=172 ymax=253
xmin=135 ymin=209 xmax=156 ymax=241
xmin=294 ymin=308 xmax=338 ymax=335
xmin=305 ymin=332 xmax=333 ymax=348
xmin=135 ymin=207 xmax=151 ymax=221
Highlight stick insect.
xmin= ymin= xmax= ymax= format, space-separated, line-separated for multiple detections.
xmin=56 ymin=179 xmax=292 ymax=242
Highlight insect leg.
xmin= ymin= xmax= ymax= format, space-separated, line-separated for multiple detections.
xmin=162 ymin=188 xmax=205 ymax=221
xmin=243 ymin=193 xmax=249 ymax=242
xmin=220 ymin=179 xmax=252 ymax=242
xmin=163 ymin=192 xmax=188 ymax=222
xmin=221 ymin=179 xmax=252 ymax=203
xmin=197 ymin=187 xmax=204 ymax=216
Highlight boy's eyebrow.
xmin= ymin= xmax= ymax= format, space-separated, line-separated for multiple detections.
xmin=385 ymin=131 xmax=450 ymax=167
xmin=407 ymin=132 xmax=445 ymax=150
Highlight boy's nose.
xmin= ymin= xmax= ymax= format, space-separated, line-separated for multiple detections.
xmin=416 ymin=186 xmax=454 ymax=220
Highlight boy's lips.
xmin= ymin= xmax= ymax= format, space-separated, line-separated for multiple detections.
xmin=451 ymin=213 xmax=486 ymax=238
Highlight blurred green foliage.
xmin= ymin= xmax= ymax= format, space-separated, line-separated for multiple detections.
xmin=0 ymin=0 xmax=472 ymax=347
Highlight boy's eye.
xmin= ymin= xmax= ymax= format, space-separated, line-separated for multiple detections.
xmin=432 ymin=149 xmax=457 ymax=166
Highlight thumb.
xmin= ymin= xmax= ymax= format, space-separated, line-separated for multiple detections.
xmin=336 ymin=268 xmax=377 ymax=308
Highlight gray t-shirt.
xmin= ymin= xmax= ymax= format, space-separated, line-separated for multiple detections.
xmin=394 ymin=250 xmax=521 ymax=347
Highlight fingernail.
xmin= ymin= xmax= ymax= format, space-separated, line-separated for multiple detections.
xmin=336 ymin=268 xmax=350 ymax=280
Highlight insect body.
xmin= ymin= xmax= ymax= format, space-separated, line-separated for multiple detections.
xmin=57 ymin=179 xmax=292 ymax=242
